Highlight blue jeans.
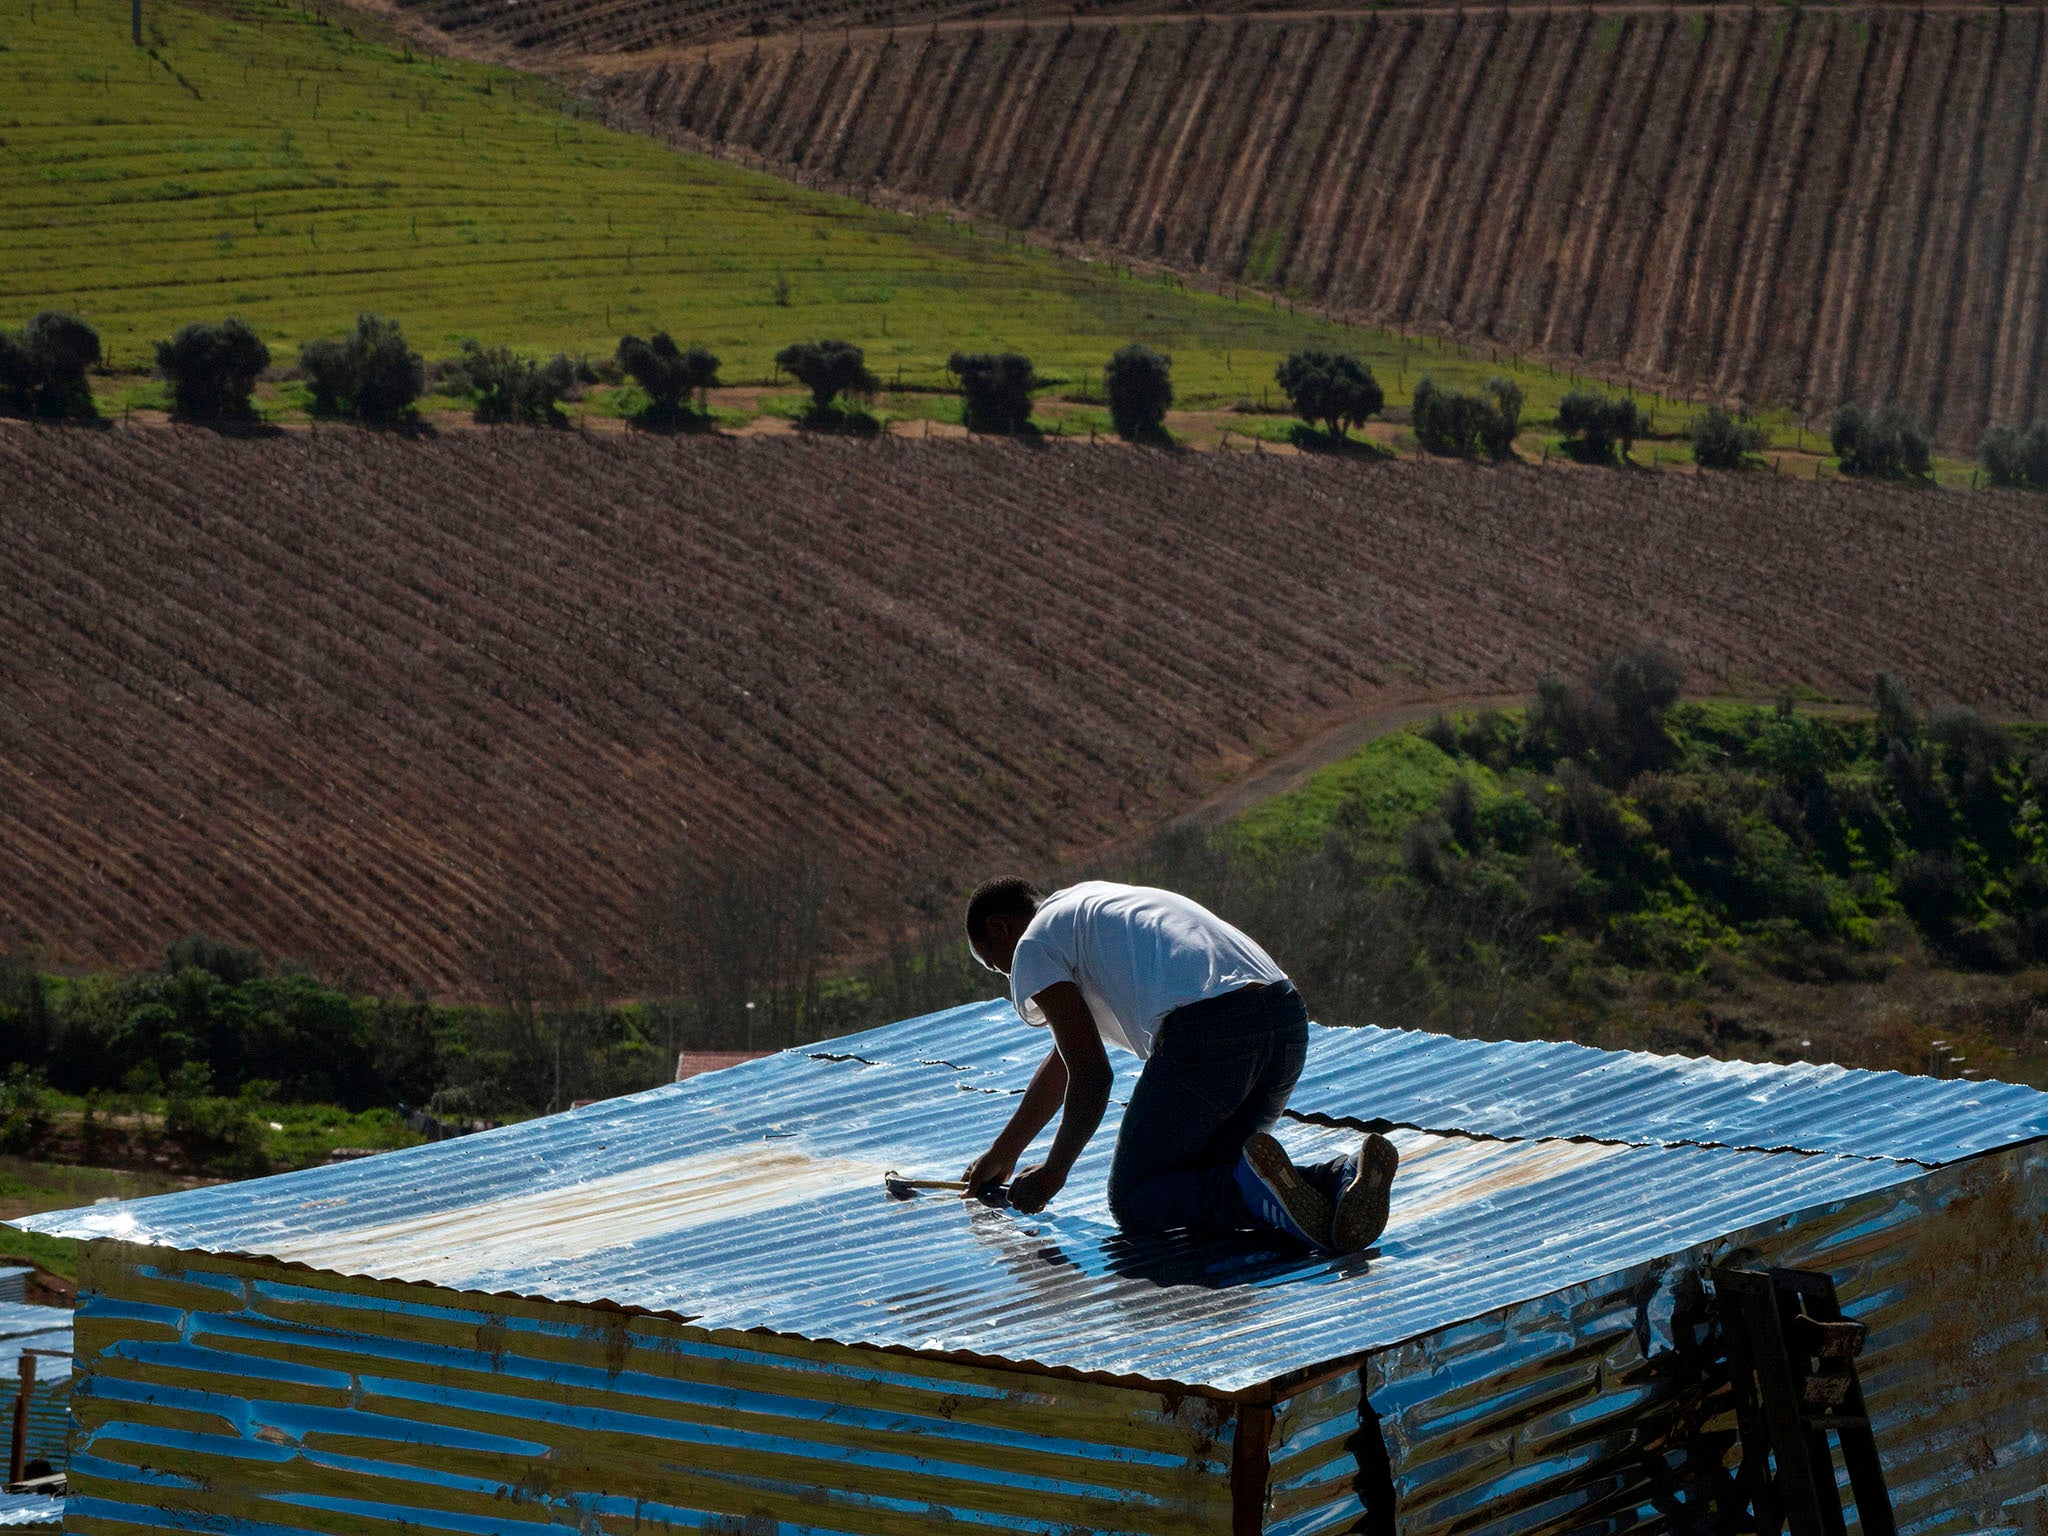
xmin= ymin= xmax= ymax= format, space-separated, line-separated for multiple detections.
xmin=1105 ymin=982 xmax=1347 ymax=1235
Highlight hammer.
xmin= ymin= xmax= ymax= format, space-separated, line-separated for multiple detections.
xmin=884 ymin=1171 xmax=1008 ymax=1206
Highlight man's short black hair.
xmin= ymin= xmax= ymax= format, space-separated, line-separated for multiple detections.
xmin=965 ymin=876 xmax=1041 ymax=945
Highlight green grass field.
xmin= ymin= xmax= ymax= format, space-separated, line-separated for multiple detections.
xmin=1 ymin=0 xmax=1746 ymax=418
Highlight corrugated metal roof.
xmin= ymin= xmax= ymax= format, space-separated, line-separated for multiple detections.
xmin=1284 ymin=1021 xmax=2048 ymax=1165
xmin=0 ymin=1302 xmax=70 ymax=1341
xmin=0 ymin=1497 xmax=61 ymax=1529
xmin=14 ymin=1040 xmax=1935 ymax=1392
xmin=0 ymin=1303 xmax=69 ymax=1373
xmin=820 ymin=1003 xmax=2048 ymax=1165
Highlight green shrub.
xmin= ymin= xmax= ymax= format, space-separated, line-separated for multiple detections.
xmin=0 ymin=1065 xmax=52 ymax=1156
xmin=0 ymin=310 xmax=101 ymax=419
xmin=1556 ymin=389 xmax=1649 ymax=463
xmin=775 ymin=339 xmax=877 ymax=415
xmin=1275 ymin=349 xmax=1383 ymax=440
xmin=452 ymin=340 xmax=576 ymax=425
xmin=1830 ymin=402 xmax=1931 ymax=480
xmin=1104 ymin=343 xmax=1173 ymax=442
xmin=948 ymin=351 xmax=1038 ymax=435
xmin=1690 ymin=407 xmax=1764 ymax=469
xmin=1412 ymin=375 xmax=1520 ymax=460
xmin=163 ymin=933 xmax=266 ymax=987
xmin=154 ymin=317 xmax=269 ymax=420
xmin=616 ymin=332 xmax=719 ymax=426
xmin=1977 ymin=420 xmax=2048 ymax=489
xmin=164 ymin=1064 xmax=273 ymax=1176
xmin=299 ymin=314 xmax=425 ymax=423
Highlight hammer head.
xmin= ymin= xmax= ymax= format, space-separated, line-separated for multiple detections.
xmin=883 ymin=1173 xmax=918 ymax=1200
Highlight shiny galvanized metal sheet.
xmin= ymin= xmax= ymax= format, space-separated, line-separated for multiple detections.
xmin=1284 ymin=1022 xmax=2048 ymax=1166
xmin=0 ymin=1303 xmax=70 ymax=1347
xmin=17 ymin=1051 xmax=1929 ymax=1393
xmin=64 ymin=1243 xmax=1239 ymax=1536
xmin=822 ymin=1002 xmax=2048 ymax=1165
xmin=1261 ymin=1138 xmax=2048 ymax=1536
xmin=0 ymin=1497 xmax=61 ymax=1529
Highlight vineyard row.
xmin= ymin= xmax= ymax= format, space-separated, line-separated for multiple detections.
xmin=603 ymin=8 xmax=2046 ymax=447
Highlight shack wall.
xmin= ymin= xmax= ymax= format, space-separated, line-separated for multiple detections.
xmin=64 ymin=1242 xmax=1238 ymax=1536
xmin=1263 ymin=1140 xmax=2048 ymax=1536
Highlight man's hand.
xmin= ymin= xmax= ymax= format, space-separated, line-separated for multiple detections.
xmin=1009 ymin=1163 xmax=1066 ymax=1213
xmin=961 ymin=1145 xmax=1017 ymax=1199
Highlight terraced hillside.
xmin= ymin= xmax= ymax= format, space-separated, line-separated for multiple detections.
xmin=594 ymin=7 xmax=2048 ymax=447
xmin=4 ymin=425 xmax=2045 ymax=996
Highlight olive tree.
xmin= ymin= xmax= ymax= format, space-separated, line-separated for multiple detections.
xmin=775 ymin=339 xmax=878 ymax=415
xmin=1105 ymin=343 xmax=1172 ymax=442
xmin=948 ymin=351 xmax=1038 ymax=435
xmin=154 ymin=317 xmax=270 ymax=420
xmin=1275 ymin=350 xmax=1384 ymax=441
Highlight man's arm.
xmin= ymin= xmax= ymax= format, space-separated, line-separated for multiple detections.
xmin=962 ymin=1047 xmax=1067 ymax=1196
xmin=1008 ymin=982 xmax=1113 ymax=1213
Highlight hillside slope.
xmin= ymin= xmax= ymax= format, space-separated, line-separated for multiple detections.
xmin=0 ymin=0 xmax=1409 ymax=396
xmin=3 ymin=425 xmax=2044 ymax=995
xmin=596 ymin=7 xmax=2047 ymax=447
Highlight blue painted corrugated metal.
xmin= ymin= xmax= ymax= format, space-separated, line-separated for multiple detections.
xmin=19 ymin=1053 xmax=1928 ymax=1392
xmin=0 ymin=1269 xmax=28 ymax=1305
xmin=65 ymin=1244 xmax=1240 ymax=1536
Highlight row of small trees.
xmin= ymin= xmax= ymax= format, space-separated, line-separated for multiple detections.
xmin=12 ymin=307 xmax=2048 ymax=486
xmin=1272 ymin=354 xmax=1771 ymax=471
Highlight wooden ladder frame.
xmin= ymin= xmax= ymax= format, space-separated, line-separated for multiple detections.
xmin=1713 ymin=1267 xmax=1897 ymax=1536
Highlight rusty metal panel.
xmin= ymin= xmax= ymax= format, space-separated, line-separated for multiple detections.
xmin=14 ymin=1057 xmax=1925 ymax=1393
xmin=1262 ymin=1140 xmax=2048 ymax=1536
xmin=818 ymin=1002 xmax=2048 ymax=1166
xmin=63 ymin=1242 xmax=1237 ymax=1536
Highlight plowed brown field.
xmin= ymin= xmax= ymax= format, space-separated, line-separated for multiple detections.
xmin=584 ymin=7 xmax=2047 ymax=448
xmin=3 ymin=424 xmax=2042 ymax=996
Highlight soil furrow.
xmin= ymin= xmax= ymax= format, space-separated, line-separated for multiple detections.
xmin=1386 ymin=12 xmax=1504 ymax=324
xmin=1715 ymin=12 xmax=1831 ymax=399
xmin=1919 ymin=13 xmax=2003 ymax=441
xmin=1583 ymin=11 xmax=1698 ymax=364
xmin=1648 ymin=10 xmax=1762 ymax=379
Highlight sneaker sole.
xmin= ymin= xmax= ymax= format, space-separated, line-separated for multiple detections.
xmin=1332 ymin=1132 xmax=1400 ymax=1254
xmin=1243 ymin=1131 xmax=1335 ymax=1250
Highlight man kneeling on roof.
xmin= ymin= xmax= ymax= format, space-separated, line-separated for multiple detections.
xmin=961 ymin=877 xmax=1398 ymax=1253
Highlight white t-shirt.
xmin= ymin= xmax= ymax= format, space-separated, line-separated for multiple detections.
xmin=1007 ymin=881 xmax=1287 ymax=1060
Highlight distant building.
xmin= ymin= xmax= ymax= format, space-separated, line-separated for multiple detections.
xmin=15 ymin=1004 xmax=2048 ymax=1536
xmin=674 ymin=1048 xmax=774 ymax=1082
xmin=1 ymin=1300 xmax=72 ymax=1485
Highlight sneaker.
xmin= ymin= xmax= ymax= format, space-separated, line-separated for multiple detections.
xmin=1331 ymin=1132 xmax=1400 ymax=1254
xmin=1236 ymin=1132 xmax=1335 ymax=1250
